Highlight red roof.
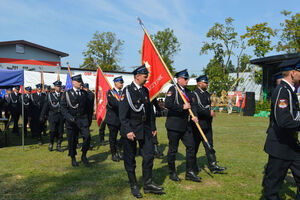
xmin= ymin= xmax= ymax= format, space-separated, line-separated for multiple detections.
xmin=0 ymin=40 xmax=69 ymax=57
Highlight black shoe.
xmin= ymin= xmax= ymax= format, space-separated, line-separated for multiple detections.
xmin=48 ymin=143 xmax=53 ymax=151
xmin=169 ymin=172 xmax=181 ymax=182
xmin=144 ymin=182 xmax=165 ymax=194
xmin=127 ymin=171 xmax=142 ymax=198
xmin=81 ymin=155 xmax=89 ymax=165
xmin=56 ymin=144 xmax=64 ymax=152
xmin=185 ymin=171 xmax=202 ymax=182
xmin=76 ymin=143 xmax=81 ymax=149
xmin=38 ymin=139 xmax=43 ymax=146
xmin=154 ymin=144 xmax=164 ymax=159
xmin=143 ymin=170 xmax=165 ymax=194
xmin=71 ymin=157 xmax=79 ymax=167
xmin=99 ymin=138 xmax=105 ymax=146
xmin=209 ymin=162 xmax=227 ymax=174
xmin=194 ymin=164 xmax=201 ymax=173
xmin=116 ymin=147 xmax=123 ymax=160
xmin=131 ymin=185 xmax=143 ymax=198
xmin=112 ymin=154 xmax=120 ymax=162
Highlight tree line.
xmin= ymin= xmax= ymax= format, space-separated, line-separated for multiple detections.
xmin=80 ymin=11 xmax=299 ymax=96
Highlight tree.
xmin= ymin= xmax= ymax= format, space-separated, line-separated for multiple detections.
xmin=80 ymin=31 xmax=124 ymax=71
xmin=203 ymin=58 xmax=234 ymax=96
xmin=241 ymin=22 xmax=276 ymax=57
xmin=150 ymin=28 xmax=181 ymax=74
xmin=200 ymin=17 xmax=250 ymax=93
xmin=200 ymin=17 xmax=238 ymax=73
xmin=276 ymin=10 xmax=300 ymax=53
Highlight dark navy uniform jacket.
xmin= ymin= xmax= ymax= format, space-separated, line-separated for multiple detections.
xmin=165 ymin=84 xmax=197 ymax=132
xmin=104 ymin=88 xmax=121 ymax=127
xmin=264 ymin=80 xmax=300 ymax=160
xmin=119 ymin=82 xmax=156 ymax=140
xmin=193 ymin=87 xmax=213 ymax=131
xmin=41 ymin=92 xmax=63 ymax=120
xmin=31 ymin=92 xmax=46 ymax=119
xmin=60 ymin=88 xmax=90 ymax=124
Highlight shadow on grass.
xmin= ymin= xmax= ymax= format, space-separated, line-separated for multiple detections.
xmin=0 ymin=163 xmax=130 ymax=200
xmin=259 ymin=179 xmax=297 ymax=200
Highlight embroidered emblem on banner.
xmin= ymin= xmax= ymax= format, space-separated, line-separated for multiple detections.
xmin=278 ymin=99 xmax=288 ymax=108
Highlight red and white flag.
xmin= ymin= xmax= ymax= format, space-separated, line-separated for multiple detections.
xmin=95 ymin=67 xmax=112 ymax=126
xmin=142 ymin=33 xmax=171 ymax=101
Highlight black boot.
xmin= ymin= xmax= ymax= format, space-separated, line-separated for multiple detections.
xmin=48 ymin=143 xmax=53 ymax=151
xmin=71 ymin=157 xmax=79 ymax=167
xmin=112 ymin=153 xmax=120 ymax=162
xmin=207 ymin=152 xmax=226 ymax=173
xmin=185 ymin=160 xmax=201 ymax=182
xmin=38 ymin=138 xmax=43 ymax=145
xmin=99 ymin=136 xmax=105 ymax=146
xmin=168 ymin=162 xmax=181 ymax=182
xmin=154 ymin=144 xmax=163 ymax=159
xmin=127 ymin=171 xmax=142 ymax=198
xmin=81 ymin=152 xmax=89 ymax=165
xmin=56 ymin=140 xmax=64 ymax=152
xmin=209 ymin=162 xmax=227 ymax=174
xmin=116 ymin=142 xmax=123 ymax=160
xmin=194 ymin=161 xmax=201 ymax=173
xmin=143 ymin=170 xmax=164 ymax=194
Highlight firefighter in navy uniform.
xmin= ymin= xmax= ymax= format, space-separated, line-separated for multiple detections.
xmin=263 ymin=59 xmax=300 ymax=200
xmin=31 ymin=84 xmax=46 ymax=145
xmin=193 ymin=75 xmax=226 ymax=174
xmin=60 ymin=74 xmax=91 ymax=167
xmin=119 ymin=65 xmax=164 ymax=198
xmin=23 ymin=87 xmax=32 ymax=137
xmin=3 ymin=88 xmax=12 ymax=128
xmin=104 ymin=76 xmax=124 ymax=162
xmin=40 ymin=81 xmax=64 ymax=152
xmin=42 ymin=85 xmax=51 ymax=136
xmin=10 ymin=86 xmax=21 ymax=135
xmin=165 ymin=69 xmax=201 ymax=182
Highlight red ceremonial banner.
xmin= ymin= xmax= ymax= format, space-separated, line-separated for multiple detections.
xmin=142 ymin=33 xmax=171 ymax=101
xmin=95 ymin=67 xmax=112 ymax=126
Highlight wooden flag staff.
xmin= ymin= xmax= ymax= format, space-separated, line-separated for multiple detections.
xmin=137 ymin=17 xmax=214 ymax=151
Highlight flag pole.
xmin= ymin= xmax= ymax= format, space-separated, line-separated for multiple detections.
xmin=66 ymin=62 xmax=72 ymax=78
xmin=137 ymin=17 xmax=214 ymax=151
xmin=57 ymin=64 xmax=60 ymax=81
xmin=41 ymin=65 xmax=44 ymax=92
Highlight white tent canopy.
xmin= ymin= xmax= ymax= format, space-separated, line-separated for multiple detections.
xmin=24 ymin=70 xmax=196 ymax=92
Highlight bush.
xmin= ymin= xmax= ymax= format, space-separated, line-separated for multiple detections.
xmin=255 ymin=99 xmax=271 ymax=113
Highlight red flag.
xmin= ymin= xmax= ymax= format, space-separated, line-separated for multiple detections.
xmin=95 ymin=67 xmax=112 ymax=126
xmin=242 ymin=95 xmax=246 ymax=109
xmin=236 ymin=93 xmax=241 ymax=107
xmin=142 ymin=33 xmax=171 ymax=101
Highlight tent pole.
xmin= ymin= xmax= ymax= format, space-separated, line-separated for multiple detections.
xmin=21 ymin=85 xmax=24 ymax=151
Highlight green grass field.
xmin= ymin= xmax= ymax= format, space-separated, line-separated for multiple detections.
xmin=0 ymin=113 xmax=297 ymax=200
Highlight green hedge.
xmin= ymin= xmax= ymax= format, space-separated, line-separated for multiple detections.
xmin=255 ymin=100 xmax=271 ymax=113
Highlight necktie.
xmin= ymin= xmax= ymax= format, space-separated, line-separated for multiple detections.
xmin=76 ymin=90 xmax=80 ymax=96
xmin=118 ymin=90 xmax=122 ymax=96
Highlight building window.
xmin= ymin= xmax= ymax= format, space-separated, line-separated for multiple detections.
xmin=16 ymin=44 xmax=24 ymax=54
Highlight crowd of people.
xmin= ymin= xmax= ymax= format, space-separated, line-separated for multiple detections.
xmin=0 ymin=64 xmax=229 ymax=198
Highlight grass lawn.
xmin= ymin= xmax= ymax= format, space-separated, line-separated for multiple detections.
xmin=0 ymin=113 xmax=297 ymax=200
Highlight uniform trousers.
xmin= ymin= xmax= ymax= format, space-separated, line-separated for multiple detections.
xmin=66 ymin=116 xmax=91 ymax=157
xmin=263 ymin=154 xmax=300 ymax=200
xmin=167 ymin=129 xmax=195 ymax=165
xmin=108 ymin=124 xmax=120 ymax=154
xmin=48 ymin=115 xmax=64 ymax=144
xmin=193 ymin=126 xmax=214 ymax=159
xmin=122 ymin=133 xmax=154 ymax=173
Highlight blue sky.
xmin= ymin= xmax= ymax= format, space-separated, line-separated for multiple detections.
xmin=0 ymin=0 xmax=299 ymax=74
